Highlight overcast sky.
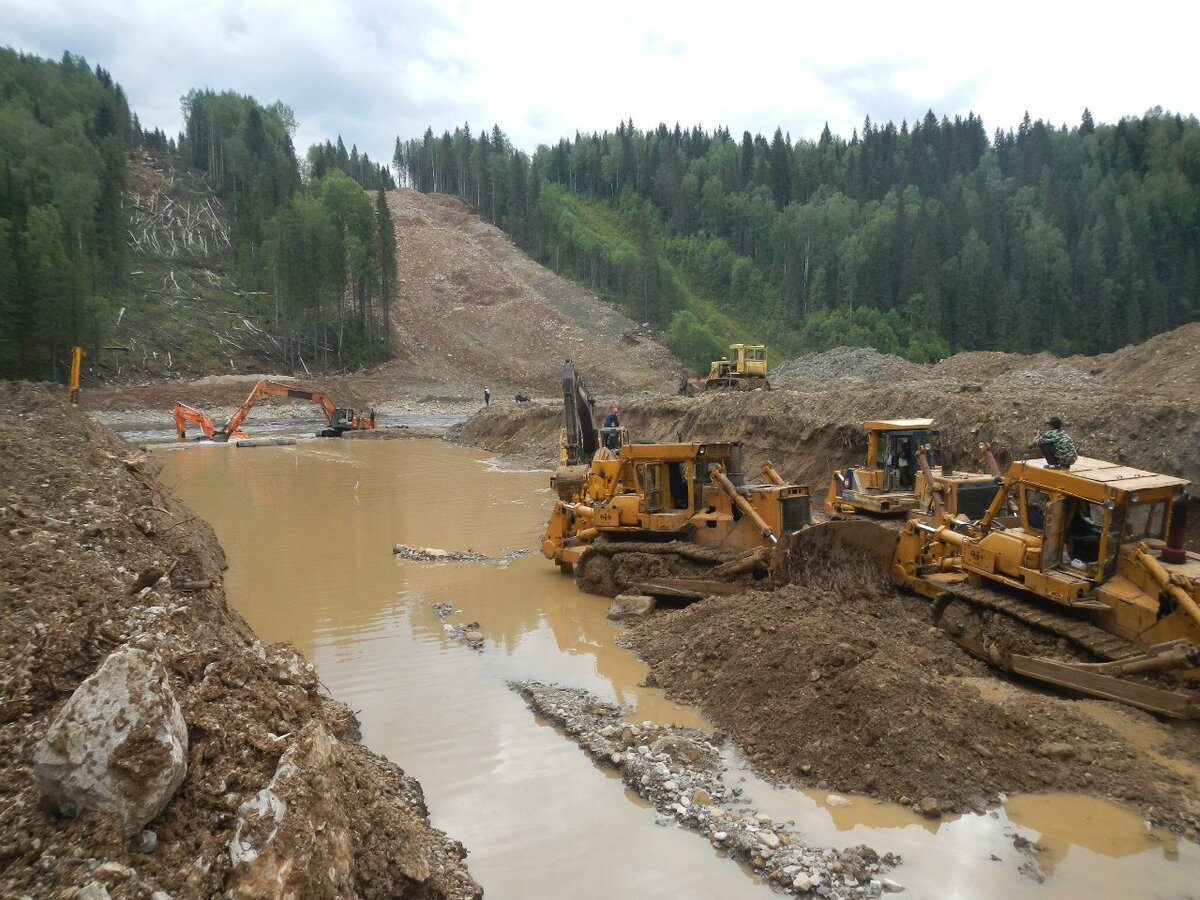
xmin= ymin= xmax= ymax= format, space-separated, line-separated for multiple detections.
xmin=4 ymin=0 xmax=1198 ymax=170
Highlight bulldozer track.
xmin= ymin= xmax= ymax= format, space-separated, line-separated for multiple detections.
xmin=941 ymin=582 xmax=1138 ymax=662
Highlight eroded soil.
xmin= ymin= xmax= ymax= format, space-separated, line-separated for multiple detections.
xmin=0 ymin=383 xmax=480 ymax=898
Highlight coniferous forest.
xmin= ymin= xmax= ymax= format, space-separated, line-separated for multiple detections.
xmin=0 ymin=50 xmax=396 ymax=381
xmin=1 ymin=45 xmax=1197 ymax=381
xmin=395 ymin=112 xmax=1200 ymax=367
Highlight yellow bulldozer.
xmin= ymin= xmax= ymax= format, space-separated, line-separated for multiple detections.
xmin=882 ymin=454 xmax=1200 ymax=717
xmin=825 ymin=419 xmax=1000 ymax=520
xmin=703 ymin=343 xmax=770 ymax=391
xmin=542 ymin=361 xmax=810 ymax=597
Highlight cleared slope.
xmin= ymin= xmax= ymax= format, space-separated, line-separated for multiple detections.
xmin=377 ymin=189 xmax=684 ymax=399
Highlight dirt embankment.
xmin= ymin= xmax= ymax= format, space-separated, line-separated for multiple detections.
xmin=455 ymin=323 xmax=1200 ymax=516
xmin=623 ymin=569 xmax=1200 ymax=837
xmin=372 ymin=189 xmax=683 ymax=401
xmin=0 ymin=383 xmax=480 ymax=898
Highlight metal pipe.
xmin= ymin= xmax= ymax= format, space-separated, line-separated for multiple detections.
xmin=915 ymin=448 xmax=945 ymax=520
xmin=711 ymin=465 xmax=777 ymax=545
xmin=1137 ymin=548 xmax=1200 ymax=631
xmin=980 ymin=442 xmax=1003 ymax=478
xmin=1162 ymin=496 xmax=1189 ymax=565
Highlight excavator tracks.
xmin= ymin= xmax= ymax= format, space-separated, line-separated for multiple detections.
xmin=936 ymin=581 xmax=1138 ymax=662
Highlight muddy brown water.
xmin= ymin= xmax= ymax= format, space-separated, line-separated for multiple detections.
xmin=158 ymin=437 xmax=1200 ymax=899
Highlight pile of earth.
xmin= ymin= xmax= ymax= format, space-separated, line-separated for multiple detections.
xmin=622 ymin=556 xmax=1200 ymax=838
xmin=0 ymin=382 xmax=480 ymax=898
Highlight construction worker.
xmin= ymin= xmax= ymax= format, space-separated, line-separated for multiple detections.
xmin=483 ymin=386 xmax=490 ymax=406
xmin=1031 ymin=416 xmax=1078 ymax=469
xmin=602 ymin=406 xmax=620 ymax=450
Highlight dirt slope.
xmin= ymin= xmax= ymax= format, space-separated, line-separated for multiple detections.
xmin=375 ymin=189 xmax=683 ymax=399
xmin=457 ymin=321 xmax=1200 ymax=495
xmin=0 ymin=383 xmax=480 ymax=898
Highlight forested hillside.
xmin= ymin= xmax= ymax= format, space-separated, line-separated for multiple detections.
xmin=0 ymin=50 xmax=397 ymax=382
xmin=0 ymin=51 xmax=130 ymax=380
xmin=396 ymin=111 xmax=1200 ymax=367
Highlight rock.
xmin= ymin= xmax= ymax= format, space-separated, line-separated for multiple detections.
xmin=75 ymin=884 xmax=111 ymax=900
xmin=1038 ymin=741 xmax=1076 ymax=761
xmin=759 ymin=831 xmax=781 ymax=849
xmin=94 ymin=861 xmax=132 ymax=879
xmin=137 ymin=829 xmax=157 ymax=854
xmin=607 ymin=593 xmax=656 ymax=623
xmin=826 ymin=794 xmax=853 ymax=808
xmin=226 ymin=720 xmax=418 ymax=898
xmin=881 ymin=877 xmax=906 ymax=893
xmin=34 ymin=647 xmax=188 ymax=836
xmin=690 ymin=788 xmax=713 ymax=806
xmin=792 ymin=873 xmax=812 ymax=892
xmin=918 ymin=797 xmax=941 ymax=819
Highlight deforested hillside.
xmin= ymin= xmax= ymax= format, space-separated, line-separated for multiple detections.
xmin=376 ymin=188 xmax=684 ymax=399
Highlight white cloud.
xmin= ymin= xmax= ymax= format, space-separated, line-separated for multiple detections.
xmin=1 ymin=0 xmax=1197 ymax=168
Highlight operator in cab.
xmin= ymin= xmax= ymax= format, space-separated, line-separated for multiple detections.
xmin=601 ymin=406 xmax=620 ymax=450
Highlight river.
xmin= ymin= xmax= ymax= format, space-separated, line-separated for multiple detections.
xmin=157 ymin=436 xmax=1198 ymax=899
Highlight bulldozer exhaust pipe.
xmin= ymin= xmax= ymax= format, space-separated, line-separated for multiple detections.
xmin=1162 ymin=495 xmax=1189 ymax=565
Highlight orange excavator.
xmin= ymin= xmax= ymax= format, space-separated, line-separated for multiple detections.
xmin=174 ymin=402 xmax=247 ymax=442
xmin=215 ymin=379 xmax=377 ymax=441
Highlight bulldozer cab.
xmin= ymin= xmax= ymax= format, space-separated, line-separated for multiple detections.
xmin=981 ymin=458 xmax=1188 ymax=586
xmin=827 ymin=419 xmax=937 ymax=516
xmin=728 ymin=344 xmax=768 ymax=378
xmin=636 ymin=458 xmax=695 ymax=514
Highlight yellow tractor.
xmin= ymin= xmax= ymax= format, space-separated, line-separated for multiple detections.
xmin=885 ymin=455 xmax=1200 ymax=717
xmin=542 ymin=361 xmax=810 ymax=597
xmin=826 ymin=419 xmax=1000 ymax=521
xmin=704 ymin=343 xmax=770 ymax=391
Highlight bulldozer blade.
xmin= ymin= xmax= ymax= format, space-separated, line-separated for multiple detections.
xmin=770 ymin=519 xmax=901 ymax=588
xmin=632 ymin=578 xmax=751 ymax=601
xmin=950 ymin=633 xmax=1200 ymax=719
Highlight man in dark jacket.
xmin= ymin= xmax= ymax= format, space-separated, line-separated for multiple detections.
xmin=1031 ymin=416 xmax=1078 ymax=468
xmin=601 ymin=407 xmax=620 ymax=450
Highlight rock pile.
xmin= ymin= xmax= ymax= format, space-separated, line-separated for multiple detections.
xmin=393 ymin=543 xmax=530 ymax=565
xmin=512 ymin=681 xmax=899 ymax=897
xmin=0 ymin=383 xmax=481 ymax=899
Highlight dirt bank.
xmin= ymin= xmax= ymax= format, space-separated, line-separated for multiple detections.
xmin=622 ymin=560 xmax=1200 ymax=840
xmin=455 ymin=322 xmax=1200 ymax=491
xmin=0 ymin=382 xmax=480 ymax=898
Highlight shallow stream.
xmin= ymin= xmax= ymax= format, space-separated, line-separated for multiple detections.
xmin=157 ymin=436 xmax=1198 ymax=899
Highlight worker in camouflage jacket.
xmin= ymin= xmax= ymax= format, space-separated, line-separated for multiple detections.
xmin=1031 ymin=416 xmax=1078 ymax=468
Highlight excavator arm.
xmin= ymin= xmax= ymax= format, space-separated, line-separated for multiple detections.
xmin=215 ymin=379 xmax=375 ymax=440
xmin=562 ymin=361 xmax=599 ymax=466
xmin=174 ymin=402 xmax=216 ymax=441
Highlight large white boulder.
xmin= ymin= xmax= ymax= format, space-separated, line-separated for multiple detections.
xmin=34 ymin=646 xmax=188 ymax=836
